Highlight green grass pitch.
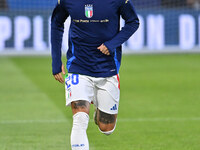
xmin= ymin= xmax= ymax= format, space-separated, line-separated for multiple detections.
xmin=0 ymin=54 xmax=200 ymax=150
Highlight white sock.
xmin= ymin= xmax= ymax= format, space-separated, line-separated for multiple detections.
xmin=71 ymin=112 xmax=89 ymax=150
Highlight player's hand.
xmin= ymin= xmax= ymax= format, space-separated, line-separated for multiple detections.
xmin=53 ymin=64 xmax=66 ymax=84
xmin=97 ymin=44 xmax=110 ymax=55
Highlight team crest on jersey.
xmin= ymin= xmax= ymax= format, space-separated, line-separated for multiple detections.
xmin=85 ymin=4 xmax=93 ymax=18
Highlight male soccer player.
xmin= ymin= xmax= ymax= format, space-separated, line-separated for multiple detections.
xmin=51 ymin=0 xmax=139 ymax=149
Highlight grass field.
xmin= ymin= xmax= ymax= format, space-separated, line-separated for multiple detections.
xmin=0 ymin=54 xmax=200 ymax=150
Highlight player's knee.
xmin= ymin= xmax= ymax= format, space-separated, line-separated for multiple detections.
xmin=98 ymin=123 xmax=116 ymax=135
xmin=97 ymin=110 xmax=117 ymax=135
xmin=71 ymin=100 xmax=90 ymax=115
xmin=72 ymin=112 xmax=89 ymax=130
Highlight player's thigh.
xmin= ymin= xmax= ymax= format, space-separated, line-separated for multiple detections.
xmin=96 ymin=75 xmax=120 ymax=131
xmin=65 ymin=73 xmax=94 ymax=106
xmin=96 ymin=75 xmax=120 ymax=115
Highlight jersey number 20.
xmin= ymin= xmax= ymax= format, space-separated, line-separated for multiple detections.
xmin=65 ymin=74 xmax=79 ymax=88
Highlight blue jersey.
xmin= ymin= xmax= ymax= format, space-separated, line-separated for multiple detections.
xmin=51 ymin=0 xmax=139 ymax=77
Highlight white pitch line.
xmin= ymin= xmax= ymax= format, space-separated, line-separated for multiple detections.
xmin=0 ymin=119 xmax=68 ymax=124
xmin=118 ymin=117 xmax=200 ymax=122
xmin=1 ymin=117 xmax=200 ymax=124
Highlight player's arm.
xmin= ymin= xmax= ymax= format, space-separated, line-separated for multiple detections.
xmin=51 ymin=1 xmax=69 ymax=83
xmin=103 ymin=0 xmax=139 ymax=56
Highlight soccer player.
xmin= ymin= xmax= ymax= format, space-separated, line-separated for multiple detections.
xmin=51 ymin=0 xmax=139 ymax=149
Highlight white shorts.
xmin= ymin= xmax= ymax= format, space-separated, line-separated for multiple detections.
xmin=65 ymin=73 xmax=120 ymax=114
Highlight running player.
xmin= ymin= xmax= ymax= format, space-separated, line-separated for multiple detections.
xmin=51 ymin=0 xmax=139 ymax=149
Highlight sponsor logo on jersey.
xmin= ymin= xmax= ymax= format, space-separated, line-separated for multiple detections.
xmin=85 ymin=4 xmax=93 ymax=18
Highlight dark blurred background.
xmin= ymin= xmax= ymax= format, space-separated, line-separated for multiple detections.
xmin=1 ymin=0 xmax=200 ymax=10
xmin=0 ymin=0 xmax=200 ymax=52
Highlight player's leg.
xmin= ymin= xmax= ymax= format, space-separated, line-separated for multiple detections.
xmin=70 ymin=100 xmax=90 ymax=150
xmin=65 ymin=73 xmax=94 ymax=150
xmin=95 ymin=75 xmax=120 ymax=135
xmin=71 ymin=100 xmax=90 ymax=114
xmin=96 ymin=109 xmax=117 ymax=135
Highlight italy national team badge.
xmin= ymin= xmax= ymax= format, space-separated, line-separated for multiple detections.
xmin=85 ymin=4 xmax=93 ymax=18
